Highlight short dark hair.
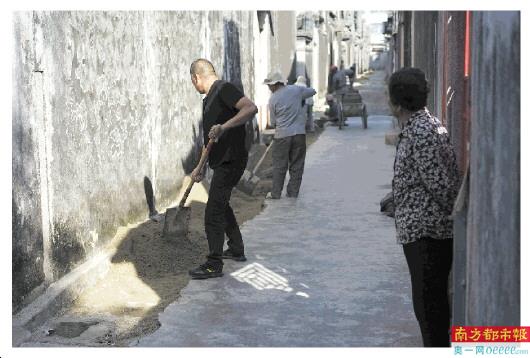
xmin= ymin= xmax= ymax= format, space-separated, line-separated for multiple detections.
xmin=190 ymin=58 xmax=216 ymax=76
xmin=388 ymin=67 xmax=429 ymax=111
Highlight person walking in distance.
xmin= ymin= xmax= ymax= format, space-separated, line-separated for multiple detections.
xmin=332 ymin=65 xmax=355 ymax=126
xmin=188 ymin=59 xmax=258 ymax=279
xmin=264 ymin=71 xmax=316 ymax=199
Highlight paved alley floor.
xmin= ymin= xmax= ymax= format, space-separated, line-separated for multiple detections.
xmin=135 ymin=72 xmax=421 ymax=347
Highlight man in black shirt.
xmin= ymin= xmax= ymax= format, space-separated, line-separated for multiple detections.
xmin=188 ymin=59 xmax=258 ymax=279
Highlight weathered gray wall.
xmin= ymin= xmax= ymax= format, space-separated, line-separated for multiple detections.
xmin=442 ymin=11 xmax=469 ymax=326
xmin=445 ymin=11 xmax=467 ymax=166
xmin=411 ymin=11 xmax=438 ymax=113
xmin=315 ymin=22 xmax=330 ymax=106
xmin=12 ymin=11 xmax=254 ymax=312
xmin=12 ymin=12 xmax=46 ymax=311
xmin=271 ymin=11 xmax=297 ymax=79
xmin=467 ymin=11 xmax=520 ymax=325
xmin=251 ymin=11 xmax=298 ymax=130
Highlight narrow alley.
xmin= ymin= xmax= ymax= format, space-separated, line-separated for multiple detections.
xmin=10 ymin=10 xmax=521 ymax=352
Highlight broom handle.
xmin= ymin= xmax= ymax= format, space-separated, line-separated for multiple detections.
xmin=178 ymin=138 xmax=215 ymax=208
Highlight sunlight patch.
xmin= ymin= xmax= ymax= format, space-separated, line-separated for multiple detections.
xmin=231 ymin=262 xmax=293 ymax=292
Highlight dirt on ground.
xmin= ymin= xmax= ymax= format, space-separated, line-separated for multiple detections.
xmin=61 ymin=126 xmax=323 ymax=346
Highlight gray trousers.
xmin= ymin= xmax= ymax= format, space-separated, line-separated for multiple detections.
xmin=272 ymin=134 xmax=307 ymax=198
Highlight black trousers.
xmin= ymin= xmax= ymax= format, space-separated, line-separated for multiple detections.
xmin=403 ymin=237 xmax=453 ymax=347
xmin=205 ymin=159 xmax=247 ymax=268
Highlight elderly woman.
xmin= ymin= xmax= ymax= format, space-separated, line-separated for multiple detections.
xmin=388 ymin=67 xmax=460 ymax=347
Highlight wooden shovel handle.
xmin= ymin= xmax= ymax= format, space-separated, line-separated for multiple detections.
xmin=178 ymin=138 xmax=215 ymax=208
xmin=252 ymin=141 xmax=274 ymax=176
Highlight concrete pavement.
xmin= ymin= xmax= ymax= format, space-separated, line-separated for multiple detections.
xmin=135 ymin=73 xmax=422 ymax=347
xmin=356 ymin=70 xmax=393 ymax=117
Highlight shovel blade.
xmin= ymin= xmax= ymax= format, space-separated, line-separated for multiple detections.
xmin=237 ymin=175 xmax=260 ymax=195
xmin=162 ymin=206 xmax=191 ymax=240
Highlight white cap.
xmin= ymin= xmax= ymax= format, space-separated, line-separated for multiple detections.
xmin=263 ymin=71 xmax=287 ymax=85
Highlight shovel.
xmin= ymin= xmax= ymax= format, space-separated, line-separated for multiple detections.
xmin=237 ymin=141 xmax=273 ymax=195
xmin=162 ymin=138 xmax=215 ymax=240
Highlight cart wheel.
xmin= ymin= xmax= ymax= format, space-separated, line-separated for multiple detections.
xmin=338 ymin=102 xmax=344 ymax=130
xmin=362 ymin=105 xmax=368 ymax=129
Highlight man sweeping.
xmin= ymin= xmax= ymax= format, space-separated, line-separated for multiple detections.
xmin=188 ymin=59 xmax=258 ymax=279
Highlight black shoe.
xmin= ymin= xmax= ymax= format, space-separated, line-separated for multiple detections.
xmin=222 ymin=249 xmax=247 ymax=262
xmin=188 ymin=263 xmax=224 ymax=279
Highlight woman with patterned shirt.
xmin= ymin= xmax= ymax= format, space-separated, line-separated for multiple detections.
xmin=388 ymin=67 xmax=460 ymax=347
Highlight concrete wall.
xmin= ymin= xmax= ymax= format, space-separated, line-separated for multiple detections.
xmin=271 ymin=11 xmax=297 ymax=80
xmin=315 ymin=23 xmax=330 ymax=107
xmin=12 ymin=12 xmax=47 ymax=311
xmin=253 ymin=12 xmax=272 ymax=130
xmin=445 ymin=12 xmax=468 ymax=172
xmin=12 ymin=11 xmax=255 ymax=312
xmin=438 ymin=11 xmax=469 ymax=326
xmin=411 ymin=11 xmax=438 ymax=114
xmin=252 ymin=11 xmax=297 ymax=130
xmin=466 ymin=11 xmax=520 ymax=325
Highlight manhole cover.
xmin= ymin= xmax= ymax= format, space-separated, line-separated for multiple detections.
xmin=53 ymin=321 xmax=99 ymax=338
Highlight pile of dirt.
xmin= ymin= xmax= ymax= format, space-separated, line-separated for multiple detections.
xmin=62 ymin=127 xmax=323 ymax=346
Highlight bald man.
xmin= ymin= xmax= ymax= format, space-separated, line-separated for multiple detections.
xmin=188 ymin=59 xmax=258 ymax=279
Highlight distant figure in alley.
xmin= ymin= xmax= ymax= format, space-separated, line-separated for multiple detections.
xmin=330 ymin=65 xmax=355 ymax=126
xmin=389 ymin=67 xmax=460 ymax=347
xmin=188 ymin=58 xmax=258 ymax=280
xmin=263 ymin=71 xmax=316 ymax=199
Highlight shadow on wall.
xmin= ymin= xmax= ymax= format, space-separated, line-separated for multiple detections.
xmin=222 ymin=19 xmax=256 ymax=151
xmin=223 ymin=19 xmax=244 ymax=93
xmin=12 ymin=197 xmax=45 ymax=313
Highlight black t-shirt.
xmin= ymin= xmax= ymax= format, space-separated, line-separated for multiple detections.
xmin=202 ymin=80 xmax=247 ymax=169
